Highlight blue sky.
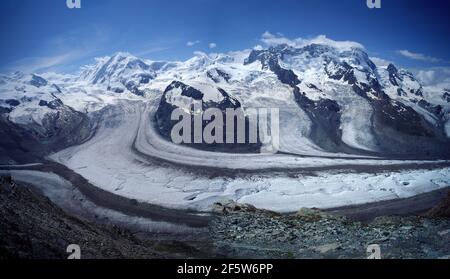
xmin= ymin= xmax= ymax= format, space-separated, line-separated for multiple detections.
xmin=1 ymin=0 xmax=449 ymax=73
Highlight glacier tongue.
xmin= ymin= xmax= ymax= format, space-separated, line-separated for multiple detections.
xmin=49 ymin=99 xmax=450 ymax=212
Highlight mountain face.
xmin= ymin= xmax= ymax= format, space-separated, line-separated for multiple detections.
xmin=240 ymin=44 xmax=450 ymax=155
xmin=78 ymin=52 xmax=157 ymax=96
xmin=156 ymin=80 xmax=261 ymax=152
xmin=444 ymin=91 xmax=450 ymax=103
xmin=1 ymin=40 xmax=450 ymax=161
xmin=0 ymin=73 xmax=92 ymax=163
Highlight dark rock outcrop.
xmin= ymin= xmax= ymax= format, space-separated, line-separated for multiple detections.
xmin=156 ymin=81 xmax=262 ymax=153
xmin=443 ymin=91 xmax=450 ymax=103
xmin=427 ymin=192 xmax=450 ymax=218
xmin=5 ymin=99 xmax=20 ymax=107
xmin=29 ymin=74 xmax=48 ymax=88
xmin=245 ymin=46 xmax=301 ymax=87
xmin=212 ymin=200 xmax=258 ymax=214
xmin=207 ymin=68 xmax=231 ymax=83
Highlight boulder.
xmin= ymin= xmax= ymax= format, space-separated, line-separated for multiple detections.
xmin=212 ymin=200 xmax=257 ymax=214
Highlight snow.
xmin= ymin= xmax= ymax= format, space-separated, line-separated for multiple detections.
xmin=303 ymin=35 xmax=365 ymax=51
xmin=287 ymin=50 xmax=378 ymax=151
xmin=261 ymin=32 xmax=364 ymax=52
xmin=1 ymin=42 xmax=448 ymax=152
xmin=237 ymin=167 xmax=450 ymax=212
xmin=8 ymin=101 xmax=54 ymax=125
xmin=377 ymin=65 xmax=450 ymax=127
xmin=49 ymin=100 xmax=450 ymax=212
xmin=3 ymin=41 xmax=444 ymax=154
xmin=165 ymin=81 xmax=227 ymax=110
xmin=188 ymin=81 xmax=226 ymax=103
xmin=353 ymin=69 xmax=369 ymax=84
xmin=79 ymin=52 xmax=154 ymax=86
xmin=2 ymin=40 xmax=450 ymax=214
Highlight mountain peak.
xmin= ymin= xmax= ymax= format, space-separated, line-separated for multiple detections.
xmin=111 ymin=51 xmax=135 ymax=58
xmin=79 ymin=51 xmax=154 ymax=89
xmin=387 ymin=63 xmax=398 ymax=74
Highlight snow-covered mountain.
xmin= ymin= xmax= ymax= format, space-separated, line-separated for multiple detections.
xmin=78 ymin=52 xmax=156 ymax=96
xmin=0 ymin=72 xmax=92 ymax=162
xmin=1 ymin=38 xmax=450 ymax=162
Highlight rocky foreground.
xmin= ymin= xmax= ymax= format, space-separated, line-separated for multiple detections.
xmin=210 ymin=200 xmax=450 ymax=259
xmin=2 ymin=174 xmax=450 ymax=259
xmin=0 ymin=176 xmax=210 ymax=259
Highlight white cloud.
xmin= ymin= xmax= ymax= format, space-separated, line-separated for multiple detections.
xmin=3 ymin=51 xmax=82 ymax=73
xmin=253 ymin=45 xmax=264 ymax=51
xmin=409 ymin=67 xmax=450 ymax=86
xmin=209 ymin=43 xmax=217 ymax=49
xmin=397 ymin=50 xmax=441 ymax=63
xmin=261 ymin=31 xmax=294 ymax=46
xmin=193 ymin=51 xmax=208 ymax=57
xmin=370 ymin=57 xmax=392 ymax=67
xmin=1 ymin=26 xmax=110 ymax=74
xmin=187 ymin=40 xmax=201 ymax=47
xmin=416 ymin=70 xmax=436 ymax=84
xmin=260 ymin=31 xmax=364 ymax=51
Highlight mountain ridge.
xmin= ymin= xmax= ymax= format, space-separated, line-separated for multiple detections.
xmin=1 ymin=38 xmax=450 ymax=160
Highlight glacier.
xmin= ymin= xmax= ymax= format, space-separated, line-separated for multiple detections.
xmin=1 ymin=37 xmax=450 ymax=213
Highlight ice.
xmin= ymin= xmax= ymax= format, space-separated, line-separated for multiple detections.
xmin=1 ymin=39 xmax=449 ymax=214
xmin=50 ymin=100 xmax=450 ymax=212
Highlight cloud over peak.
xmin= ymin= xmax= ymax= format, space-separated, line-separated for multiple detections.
xmin=260 ymin=31 xmax=364 ymax=51
xmin=397 ymin=50 xmax=441 ymax=63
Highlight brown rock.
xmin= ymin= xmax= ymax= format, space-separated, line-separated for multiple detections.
xmin=213 ymin=200 xmax=257 ymax=214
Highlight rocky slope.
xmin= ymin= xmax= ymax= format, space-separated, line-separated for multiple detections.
xmin=0 ymin=176 xmax=211 ymax=259
xmin=428 ymin=192 xmax=450 ymax=218
xmin=210 ymin=201 xmax=450 ymax=259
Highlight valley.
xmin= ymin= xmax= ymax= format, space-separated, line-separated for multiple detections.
xmin=1 ymin=38 xmax=450 ymax=234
